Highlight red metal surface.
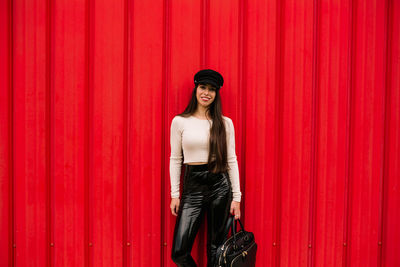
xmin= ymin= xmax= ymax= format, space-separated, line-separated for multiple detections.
xmin=0 ymin=0 xmax=399 ymax=266
xmin=1 ymin=0 xmax=12 ymax=265
xmin=313 ymin=0 xmax=350 ymax=266
xmin=52 ymin=1 xmax=86 ymax=266
xmin=12 ymin=1 xmax=48 ymax=266
xmin=383 ymin=1 xmax=400 ymax=266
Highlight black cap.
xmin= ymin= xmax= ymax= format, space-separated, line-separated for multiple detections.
xmin=194 ymin=69 xmax=224 ymax=89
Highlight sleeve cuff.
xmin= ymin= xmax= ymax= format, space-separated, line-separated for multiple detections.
xmin=232 ymin=191 xmax=242 ymax=202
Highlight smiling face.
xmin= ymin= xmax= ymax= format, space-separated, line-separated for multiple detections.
xmin=196 ymin=83 xmax=217 ymax=108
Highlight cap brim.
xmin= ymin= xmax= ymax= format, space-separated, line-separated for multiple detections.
xmin=196 ymin=79 xmax=220 ymax=89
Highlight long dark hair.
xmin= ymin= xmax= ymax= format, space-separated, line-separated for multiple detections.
xmin=178 ymin=85 xmax=228 ymax=173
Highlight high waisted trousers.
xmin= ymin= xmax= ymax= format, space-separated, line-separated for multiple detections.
xmin=171 ymin=164 xmax=232 ymax=267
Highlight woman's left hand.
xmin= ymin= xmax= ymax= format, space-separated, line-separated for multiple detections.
xmin=230 ymin=201 xmax=241 ymax=220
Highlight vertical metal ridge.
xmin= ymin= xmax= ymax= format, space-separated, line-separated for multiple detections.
xmin=378 ymin=0 xmax=393 ymax=265
xmin=122 ymin=0 xmax=131 ymax=265
xmin=238 ymin=0 xmax=247 ymax=219
xmin=273 ymin=0 xmax=285 ymax=266
xmin=342 ymin=1 xmax=355 ymax=266
xmin=161 ymin=0 xmax=170 ymax=265
xmin=8 ymin=0 xmax=15 ymax=265
xmin=46 ymin=0 xmax=54 ymax=265
xmin=308 ymin=0 xmax=320 ymax=266
xmin=200 ymin=0 xmax=209 ymax=67
xmin=84 ymin=0 xmax=94 ymax=265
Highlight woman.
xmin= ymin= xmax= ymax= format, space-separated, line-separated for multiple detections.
xmin=169 ymin=69 xmax=242 ymax=267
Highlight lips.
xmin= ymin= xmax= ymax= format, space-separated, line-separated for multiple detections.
xmin=201 ymin=97 xmax=210 ymax=101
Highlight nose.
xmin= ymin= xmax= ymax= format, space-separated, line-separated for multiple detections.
xmin=204 ymin=88 xmax=211 ymax=94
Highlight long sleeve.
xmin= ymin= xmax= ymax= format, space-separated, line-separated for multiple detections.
xmin=226 ymin=118 xmax=242 ymax=202
xmin=169 ymin=116 xmax=183 ymax=199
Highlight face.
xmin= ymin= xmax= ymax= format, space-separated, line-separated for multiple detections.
xmin=196 ymin=84 xmax=217 ymax=108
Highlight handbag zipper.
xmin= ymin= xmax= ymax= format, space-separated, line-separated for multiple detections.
xmin=229 ymin=242 xmax=256 ymax=267
xmin=218 ymin=234 xmax=236 ymax=266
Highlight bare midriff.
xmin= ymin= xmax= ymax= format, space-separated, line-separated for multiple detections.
xmin=186 ymin=162 xmax=208 ymax=165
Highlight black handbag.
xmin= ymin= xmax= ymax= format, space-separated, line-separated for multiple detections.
xmin=215 ymin=216 xmax=257 ymax=267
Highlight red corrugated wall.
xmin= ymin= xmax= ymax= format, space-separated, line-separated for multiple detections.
xmin=0 ymin=0 xmax=399 ymax=266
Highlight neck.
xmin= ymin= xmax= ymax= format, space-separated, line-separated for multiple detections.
xmin=194 ymin=105 xmax=209 ymax=119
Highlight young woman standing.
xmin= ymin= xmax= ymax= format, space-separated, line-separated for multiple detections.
xmin=169 ymin=69 xmax=242 ymax=267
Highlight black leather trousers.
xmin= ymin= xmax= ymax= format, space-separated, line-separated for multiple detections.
xmin=171 ymin=164 xmax=232 ymax=267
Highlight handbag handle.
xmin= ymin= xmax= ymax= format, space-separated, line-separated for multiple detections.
xmin=223 ymin=215 xmax=234 ymax=239
xmin=230 ymin=215 xmax=245 ymax=233
xmin=228 ymin=215 xmax=246 ymax=249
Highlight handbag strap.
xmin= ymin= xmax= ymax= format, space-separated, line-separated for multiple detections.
xmin=230 ymin=216 xmax=246 ymax=248
xmin=235 ymin=218 xmax=245 ymax=232
xmin=224 ymin=215 xmax=234 ymax=239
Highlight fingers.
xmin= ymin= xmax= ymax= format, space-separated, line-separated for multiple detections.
xmin=232 ymin=206 xmax=240 ymax=220
xmin=234 ymin=211 xmax=241 ymax=220
xmin=232 ymin=206 xmax=240 ymax=219
xmin=230 ymin=201 xmax=241 ymax=219
xmin=230 ymin=202 xmax=235 ymax=215
xmin=171 ymin=208 xmax=177 ymax=216
xmin=171 ymin=206 xmax=177 ymax=216
xmin=170 ymin=201 xmax=179 ymax=216
xmin=231 ymin=210 xmax=240 ymax=220
xmin=171 ymin=208 xmax=178 ymax=216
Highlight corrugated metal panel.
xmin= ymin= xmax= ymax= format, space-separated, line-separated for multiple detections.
xmin=0 ymin=0 xmax=399 ymax=266
xmin=53 ymin=1 xmax=86 ymax=266
xmin=384 ymin=1 xmax=400 ymax=265
xmin=13 ymin=1 xmax=49 ymax=266
xmin=0 ymin=1 xmax=12 ymax=265
xmin=313 ymin=0 xmax=349 ymax=266
xmin=347 ymin=1 xmax=386 ymax=266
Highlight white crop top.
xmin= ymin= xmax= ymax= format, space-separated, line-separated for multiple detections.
xmin=169 ymin=115 xmax=242 ymax=202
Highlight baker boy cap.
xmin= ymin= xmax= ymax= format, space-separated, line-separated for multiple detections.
xmin=194 ymin=69 xmax=224 ymax=89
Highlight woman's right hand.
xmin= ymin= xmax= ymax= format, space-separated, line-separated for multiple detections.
xmin=170 ymin=198 xmax=180 ymax=216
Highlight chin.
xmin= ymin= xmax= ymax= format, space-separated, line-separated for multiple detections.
xmin=198 ymin=100 xmax=213 ymax=107
xmin=203 ymin=102 xmax=213 ymax=107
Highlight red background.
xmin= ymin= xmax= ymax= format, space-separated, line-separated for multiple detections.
xmin=1 ymin=0 xmax=399 ymax=266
